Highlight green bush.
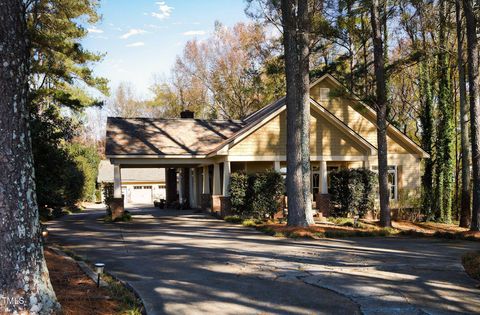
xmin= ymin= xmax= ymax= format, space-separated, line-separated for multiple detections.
xmin=102 ymin=182 xmax=114 ymax=215
xmin=230 ymin=172 xmax=248 ymax=214
xmin=229 ymin=169 xmax=284 ymax=219
xmin=329 ymin=168 xmax=377 ymax=218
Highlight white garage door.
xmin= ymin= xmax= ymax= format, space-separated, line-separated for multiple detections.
xmin=131 ymin=186 xmax=152 ymax=204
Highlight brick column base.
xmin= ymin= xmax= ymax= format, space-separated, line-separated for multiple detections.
xmin=316 ymin=194 xmax=331 ymax=217
xmin=110 ymin=198 xmax=124 ymax=220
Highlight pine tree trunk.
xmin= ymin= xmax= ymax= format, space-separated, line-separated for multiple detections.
xmin=0 ymin=1 xmax=59 ymax=313
xmin=370 ymin=0 xmax=391 ymax=227
xmin=436 ymin=0 xmax=454 ymax=223
xmin=463 ymin=0 xmax=480 ymax=231
xmin=281 ymin=0 xmax=314 ymax=227
xmin=455 ymin=0 xmax=471 ymax=228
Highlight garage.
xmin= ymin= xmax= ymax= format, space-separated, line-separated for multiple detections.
xmin=131 ymin=185 xmax=153 ymax=204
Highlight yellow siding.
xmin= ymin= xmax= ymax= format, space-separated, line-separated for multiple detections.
xmin=311 ymin=79 xmax=411 ymax=155
xmin=229 ymin=110 xmax=366 ymax=156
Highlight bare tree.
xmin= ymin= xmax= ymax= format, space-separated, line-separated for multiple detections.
xmin=370 ymin=0 xmax=391 ymax=227
xmin=0 ymin=0 xmax=59 ymax=312
xmin=463 ymin=0 xmax=480 ymax=231
xmin=281 ymin=0 xmax=315 ymax=226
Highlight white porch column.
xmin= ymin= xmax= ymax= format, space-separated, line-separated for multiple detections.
xmin=192 ymin=168 xmax=199 ymax=207
xmin=178 ymin=169 xmax=184 ymax=204
xmin=202 ymin=166 xmax=210 ymax=194
xmin=274 ymin=161 xmax=281 ymax=172
xmin=320 ymin=160 xmax=328 ymax=194
xmin=223 ymin=161 xmax=231 ymax=196
xmin=113 ymin=164 xmax=122 ymax=198
xmin=213 ymin=163 xmax=221 ymax=195
xmin=188 ymin=169 xmax=194 ymax=206
xmin=363 ymin=158 xmax=370 ymax=169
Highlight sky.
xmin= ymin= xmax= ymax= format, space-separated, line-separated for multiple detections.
xmin=83 ymin=0 xmax=250 ymax=98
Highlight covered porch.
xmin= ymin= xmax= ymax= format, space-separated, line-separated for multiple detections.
xmin=108 ymin=155 xmax=371 ymax=218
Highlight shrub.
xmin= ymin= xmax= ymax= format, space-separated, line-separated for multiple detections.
xmin=230 ymin=172 xmax=248 ymax=214
xmin=229 ymin=169 xmax=285 ymax=220
xmin=329 ymin=168 xmax=377 ymax=218
xmin=224 ymin=215 xmax=242 ymax=224
xmin=102 ymin=182 xmax=114 ymax=215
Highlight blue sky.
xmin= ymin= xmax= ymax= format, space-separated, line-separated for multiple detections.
xmin=83 ymin=0 xmax=250 ymax=98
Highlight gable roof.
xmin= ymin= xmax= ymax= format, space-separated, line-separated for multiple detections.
xmin=311 ymin=74 xmax=429 ymax=158
xmin=106 ymin=73 xmax=428 ymax=158
xmin=106 ymin=117 xmax=244 ymax=156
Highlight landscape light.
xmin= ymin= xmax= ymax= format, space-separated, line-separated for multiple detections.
xmin=94 ymin=263 xmax=105 ymax=287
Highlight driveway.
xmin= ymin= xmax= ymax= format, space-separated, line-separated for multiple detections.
xmin=47 ymin=206 xmax=480 ymax=315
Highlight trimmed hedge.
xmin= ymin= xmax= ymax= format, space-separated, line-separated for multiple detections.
xmin=329 ymin=168 xmax=377 ymax=218
xmin=230 ymin=169 xmax=284 ymax=219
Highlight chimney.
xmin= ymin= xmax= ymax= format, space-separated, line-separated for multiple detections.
xmin=180 ymin=110 xmax=194 ymax=119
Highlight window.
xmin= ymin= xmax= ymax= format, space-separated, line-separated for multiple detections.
xmin=319 ymin=88 xmax=330 ymax=101
xmin=371 ymin=166 xmax=397 ymax=200
xmin=310 ymin=165 xmax=320 ymax=200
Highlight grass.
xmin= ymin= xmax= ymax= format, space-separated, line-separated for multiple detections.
xmin=462 ymin=251 xmax=480 ymax=281
xmin=102 ymin=273 xmax=144 ymax=315
xmin=224 ymin=215 xmax=243 ymax=224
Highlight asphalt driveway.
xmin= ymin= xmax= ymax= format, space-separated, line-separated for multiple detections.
xmin=47 ymin=205 xmax=480 ymax=315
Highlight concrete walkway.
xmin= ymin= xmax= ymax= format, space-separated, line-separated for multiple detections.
xmin=47 ymin=206 xmax=480 ymax=315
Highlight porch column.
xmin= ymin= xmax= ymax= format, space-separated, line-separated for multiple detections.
xmin=320 ymin=160 xmax=328 ymax=194
xmin=274 ymin=161 xmax=281 ymax=172
xmin=202 ymin=166 xmax=210 ymax=194
xmin=363 ymin=158 xmax=370 ymax=169
xmin=192 ymin=168 xmax=199 ymax=207
xmin=113 ymin=164 xmax=122 ymax=198
xmin=178 ymin=169 xmax=184 ymax=204
xmin=189 ymin=168 xmax=195 ymax=207
xmin=223 ymin=161 xmax=231 ymax=196
xmin=213 ymin=163 xmax=221 ymax=195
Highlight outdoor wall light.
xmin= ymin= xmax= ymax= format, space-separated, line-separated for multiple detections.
xmin=41 ymin=226 xmax=49 ymax=238
xmin=94 ymin=263 xmax=105 ymax=287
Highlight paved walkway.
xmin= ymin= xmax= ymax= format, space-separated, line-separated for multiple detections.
xmin=47 ymin=206 xmax=480 ymax=315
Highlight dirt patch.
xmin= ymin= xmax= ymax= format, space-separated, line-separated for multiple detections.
xmin=462 ymin=251 xmax=480 ymax=281
xmin=45 ymin=248 xmax=121 ymax=315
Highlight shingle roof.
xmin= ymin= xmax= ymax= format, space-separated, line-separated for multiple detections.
xmin=106 ymin=117 xmax=244 ymax=156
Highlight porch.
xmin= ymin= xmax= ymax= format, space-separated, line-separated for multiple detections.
xmin=109 ymin=155 xmax=371 ymax=218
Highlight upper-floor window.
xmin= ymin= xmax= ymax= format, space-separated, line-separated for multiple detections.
xmin=319 ymin=88 xmax=330 ymax=101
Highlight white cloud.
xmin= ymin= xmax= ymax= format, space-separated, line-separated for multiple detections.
xmin=126 ymin=42 xmax=145 ymax=47
xmin=152 ymin=1 xmax=173 ymax=20
xmin=182 ymin=30 xmax=206 ymax=36
xmin=120 ymin=28 xmax=147 ymax=39
xmin=87 ymin=26 xmax=104 ymax=33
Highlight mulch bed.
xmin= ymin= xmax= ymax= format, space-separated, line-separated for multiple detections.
xmin=45 ymin=248 xmax=120 ymax=315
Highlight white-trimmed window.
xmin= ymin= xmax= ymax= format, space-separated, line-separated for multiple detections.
xmin=319 ymin=88 xmax=330 ymax=101
xmin=371 ymin=165 xmax=398 ymax=200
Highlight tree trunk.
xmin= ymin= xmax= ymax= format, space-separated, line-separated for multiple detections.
xmin=0 ymin=1 xmax=59 ymax=313
xmin=455 ymin=0 xmax=471 ymax=228
xmin=281 ymin=0 xmax=314 ymax=227
xmin=370 ymin=0 xmax=391 ymax=227
xmin=463 ymin=0 xmax=480 ymax=231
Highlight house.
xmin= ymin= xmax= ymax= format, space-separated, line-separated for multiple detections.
xmin=97 ymin=160 xmax=166 ymax=204
xmin=105 ymin=74 xmax=428 ymax=218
